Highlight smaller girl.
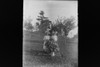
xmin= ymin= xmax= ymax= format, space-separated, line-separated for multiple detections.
xmin=43 ymin=28 xmax=51 ymax=50
xmin=51 ymin=31 xmax=59 ymax=56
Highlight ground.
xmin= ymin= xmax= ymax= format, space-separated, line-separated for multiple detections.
xmin=23 ymin=30 xmax=78 ymax=67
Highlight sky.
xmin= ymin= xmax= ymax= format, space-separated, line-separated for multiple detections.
xmin=23 ymin=0 xmax=77 ymax=25
xmin=23 ymin=0 xmax=78 ymax=38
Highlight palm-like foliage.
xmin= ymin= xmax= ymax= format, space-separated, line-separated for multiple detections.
xmin=54 ymin=16 xmax=75 ymax=36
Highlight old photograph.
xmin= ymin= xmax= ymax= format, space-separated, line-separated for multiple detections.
xmin=23 ymin=0 xmax=78 ymax=67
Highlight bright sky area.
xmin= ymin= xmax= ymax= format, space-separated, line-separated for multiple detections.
xmin=23 ymin=0 xmax=78 ymax=38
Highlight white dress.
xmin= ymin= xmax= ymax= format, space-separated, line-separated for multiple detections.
xmin=51 ymin=35 xmax=59 ymax=53
xmin=51 ymin=35 xmax=58 ymax=42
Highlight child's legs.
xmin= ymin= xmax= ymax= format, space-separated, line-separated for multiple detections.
xmin=43 ymin=40 xmax=48 ymax=50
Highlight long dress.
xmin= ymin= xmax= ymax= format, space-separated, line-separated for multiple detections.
xmin=51 ymin=35 xmax=59 ymax=51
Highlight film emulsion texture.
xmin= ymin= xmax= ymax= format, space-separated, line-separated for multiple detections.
xmin=23 ymin=0 xmax=78 ymax=67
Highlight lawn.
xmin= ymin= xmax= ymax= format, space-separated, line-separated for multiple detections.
xmin=23 ymin=30 xmax=78 ymax=67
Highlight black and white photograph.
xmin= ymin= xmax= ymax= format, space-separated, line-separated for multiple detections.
xmin=23 ymin=0 xmax=78 ymax=67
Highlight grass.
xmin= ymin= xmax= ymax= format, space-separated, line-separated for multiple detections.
xmin=23 ymin=30 xmax=78 ymax=67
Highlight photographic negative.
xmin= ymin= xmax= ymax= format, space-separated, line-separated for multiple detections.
xmin=23 ymin=0 xmax=78 ymax=67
